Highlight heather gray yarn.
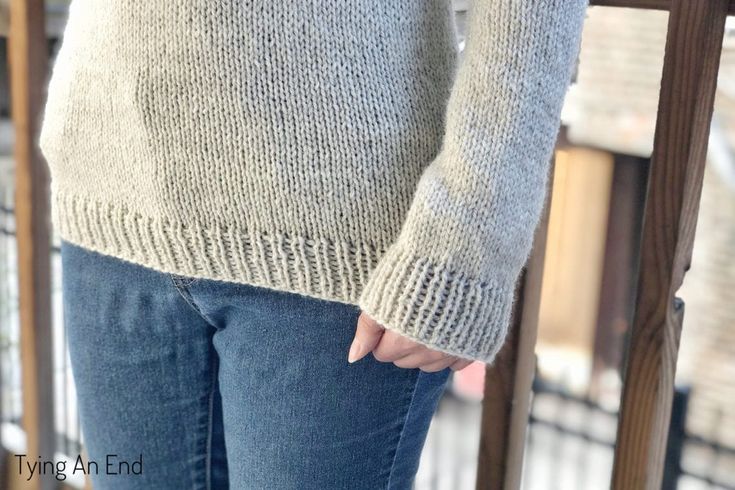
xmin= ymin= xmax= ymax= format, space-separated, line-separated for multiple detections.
xmin=39 ymin=0 xmax=588 ymax=363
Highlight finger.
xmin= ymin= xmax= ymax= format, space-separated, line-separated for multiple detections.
xmin=348 ymin=312 xmax=385 ymax=363
xmin=371 ymin=330 xmax=422 ymax=363
xmin=449 ymin=359 xmax=473 ymax=371
xmin=419 ymin=356 xmax=458 ymax=373
xmin=392 ymin=350 xmax=449 ymax=369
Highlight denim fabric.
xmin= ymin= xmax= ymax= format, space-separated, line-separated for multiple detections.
xmin=60 ymin=240 xmax=450 ymax=489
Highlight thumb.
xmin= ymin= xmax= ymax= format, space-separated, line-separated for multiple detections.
xmin=348 ymin=312 xmax=385 ymax=363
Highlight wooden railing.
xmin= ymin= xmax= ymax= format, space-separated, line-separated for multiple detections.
xmin=477 ymin=1 xmax=730 ymax=489
xmin=9 ymin=2 xmax=54 ymax=490
xmin=4 ymin=1 xmax=731 ymax=489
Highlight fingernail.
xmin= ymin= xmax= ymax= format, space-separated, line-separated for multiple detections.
xmin=348 ymin=340 xmax=363 ymax=363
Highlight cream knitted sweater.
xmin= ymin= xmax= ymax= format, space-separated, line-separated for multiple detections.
xmin=39 ymin=0 xmax=588 ymax=363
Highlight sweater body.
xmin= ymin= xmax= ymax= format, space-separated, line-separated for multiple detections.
xmin=41 ymin=0 xmax=458 ymax=302
xmin=40 ymin=0 xmax=589 ymax=363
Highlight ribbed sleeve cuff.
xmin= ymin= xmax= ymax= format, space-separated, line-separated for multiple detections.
xmin=357 ymin=246 xmax=518 ymax=364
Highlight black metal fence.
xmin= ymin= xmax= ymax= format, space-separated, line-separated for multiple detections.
xmin=528 ymin=378 xmax=735 ymax=490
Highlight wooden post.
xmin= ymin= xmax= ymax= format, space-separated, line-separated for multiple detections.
xmin=589 ymin=0 xmax=735 ymax=15
xmin=475 ymin=153 xmax=555 ymax=489
xmin=589 ymin=0 xmax=671 ymax=10
xmin=8 ymin=1 xmax=55 ymax=490
xmin=611 ymin=1 xmax=728 ymax=488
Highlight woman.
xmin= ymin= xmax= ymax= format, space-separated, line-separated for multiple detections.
xmin=40 ymin=0 xmax=588 ymax=488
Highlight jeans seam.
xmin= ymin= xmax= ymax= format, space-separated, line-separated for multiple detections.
xmin=384 ymin=370 xmax=422 ymax=489
xmin=184 ymin=277 xmax=200 ymax=287
xmin=169 ymin=275 xmax=219 ymax=327
xmin=205 ymin=354 xmax=218 ymax=490
xmin=169 ymin=273 xmax=200 ymax=287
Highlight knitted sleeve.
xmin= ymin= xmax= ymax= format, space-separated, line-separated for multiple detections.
xmin=357 ymin=0 xmax=589 ymax=364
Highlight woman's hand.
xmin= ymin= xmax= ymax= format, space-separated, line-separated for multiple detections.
xmin=348 ymin=311 xmax=474 ymax=372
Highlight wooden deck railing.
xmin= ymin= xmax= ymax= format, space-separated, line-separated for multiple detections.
xmin=4 ymin=1 xmax=730 ymax=489
xmin=9 ymin=1 xmax=54 ymax=490
xmin=477 ymin=1 xmax=730 ymax=489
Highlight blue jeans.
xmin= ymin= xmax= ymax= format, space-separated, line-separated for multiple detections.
xmin=60 ymin=240 xmax=450 ymax=489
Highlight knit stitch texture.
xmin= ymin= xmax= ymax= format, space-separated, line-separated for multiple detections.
xmin=39 ymin=0 xmax=589 ymax=363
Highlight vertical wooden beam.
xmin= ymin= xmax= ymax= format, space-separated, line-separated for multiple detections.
xmin=475 ymin=154 xmax=555 ymax=489
xmin=611 ymin=1 xmax=728 ymax=488
xmin=588 ymin=0 xmax=735 ymax=15
xmin=8 ymin=2 xmax=55 ymax=490
xmin=591 ymin=155 xmax=648 ymax=395
xmin=589 ymin=0 xmax=671 ymax=11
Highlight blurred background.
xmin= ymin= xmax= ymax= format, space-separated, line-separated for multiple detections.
xmin=1 ymin=1 xmax=734 ymax=489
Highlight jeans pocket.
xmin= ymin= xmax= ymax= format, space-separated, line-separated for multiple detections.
xmin=170 ymin=273 xmax=199 ymax=289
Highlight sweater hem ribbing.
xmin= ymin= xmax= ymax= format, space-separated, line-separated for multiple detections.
xmin=52 ymin=190 xmax=385 ymax=306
